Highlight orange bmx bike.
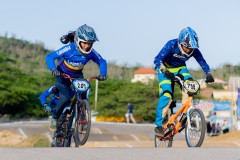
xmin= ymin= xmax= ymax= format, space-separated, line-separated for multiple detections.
xmin=155 ymin=76 xmax=206 ymax=148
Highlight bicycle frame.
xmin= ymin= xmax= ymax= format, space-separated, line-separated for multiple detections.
xmin=52 ymin=74 xmax=97 ymax=147
xmin=155 ymin=76 xmax=207 ymax=148
xmin=162 ymin=76 xmax=204 ymax=136
xmin=163 ymin=96 xmax=193 ymax=135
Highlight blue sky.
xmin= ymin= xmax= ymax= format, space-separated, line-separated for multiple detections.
xmin=1 ymin=0 xmax=240 ymax=70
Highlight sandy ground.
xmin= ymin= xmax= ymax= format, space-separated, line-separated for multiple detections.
xmin=0 ymin=130 xmax=23 ymax=147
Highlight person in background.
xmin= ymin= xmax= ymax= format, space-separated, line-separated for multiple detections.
xmin=206 ymin=121 xmax=212 ymax=136
xmin=126 ymin=102 xmax=136 ymax=124
xmin=222 ymin=119 xmax=230 ymax=134
xmin=153 ymin=27 xmax=214 ymax=136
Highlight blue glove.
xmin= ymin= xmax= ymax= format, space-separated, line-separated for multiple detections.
xmin=154 ymin=66 xmax=159 ymax=70
xmin=44 ymin=104 xmax=51 ymax=112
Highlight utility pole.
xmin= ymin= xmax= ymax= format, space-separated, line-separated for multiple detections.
xmin=94 ymin=79 xmax=98 ymax=110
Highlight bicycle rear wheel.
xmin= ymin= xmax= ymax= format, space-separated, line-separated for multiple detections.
xmin=185 ymin=108 xmax=206 ymax=147
xmin=74 ymin=100 xmax=91 ymax=146
xmin=154 ymin=135 xmax=173 ymax=148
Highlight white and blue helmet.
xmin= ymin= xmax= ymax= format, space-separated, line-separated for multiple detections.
xmin=178 ymin=27 xmax=199 ymax=49
xmin=74 ymin=24 xmax=99 ymax=55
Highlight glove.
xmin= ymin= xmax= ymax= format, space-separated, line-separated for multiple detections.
xmin=164 ymin=70 xmax=174 ymax=79
xmin=206 ymin=73 xmax=214 ymax=83
xmin=44 ymin=104 xmax=51 ymax=112
xmin=98 ymin=75 xmax=106 ymax=81
xmin=52 ymin=69 xmax=61 ymax=77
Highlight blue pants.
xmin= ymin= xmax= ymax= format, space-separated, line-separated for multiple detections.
xmin=52 ymin=73 xmax=83 ymax=119
xmin=155 ymin=66 xmax=192 ymax=127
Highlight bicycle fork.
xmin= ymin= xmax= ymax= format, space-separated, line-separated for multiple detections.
xmin=186 ymin=106 xmax=201 ymax=130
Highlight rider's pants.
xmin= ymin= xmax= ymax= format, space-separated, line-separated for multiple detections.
xmin=52 ymin=73 xmax=83 ymax=119
xmin=155 ymin=66 xmax=192 ymax=127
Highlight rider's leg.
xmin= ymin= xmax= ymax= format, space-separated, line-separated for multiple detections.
xmin=178 ymin=67 xmax=193 ymax=104
xmin=53 ymin=82 xmax=70 ymax=119
xmin=155 ymin=71 xmax=173 ymax=135
xmin=53 ymin=73 xmax=84 ymax=119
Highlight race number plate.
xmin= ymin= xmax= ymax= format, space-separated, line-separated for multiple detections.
xmin=72 ymin=79 xmax=90 ymax=92
xmin=183 ymin=80 xmax=200 ymax=94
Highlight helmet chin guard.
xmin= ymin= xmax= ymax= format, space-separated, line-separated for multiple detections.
xmin=178 ymin=43 xmax=194 ymax=57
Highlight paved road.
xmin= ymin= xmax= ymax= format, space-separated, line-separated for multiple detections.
xmin=0 ymin=148 xmax=240 ymax=160
xmin=1 ymin=120 xmax=240 ymax=160
xmin=0 ymin=120 xmax=184 ymax=147
xmin=0 ymin=120 xmax=238 ymax=148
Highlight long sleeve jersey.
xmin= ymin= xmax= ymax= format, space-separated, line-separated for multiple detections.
xmin=154 ymin=39 xmax=210 ymax=74
xmin=46 ymin=43 xmax=107 ymax=76
xmin=39 ymin=85 xmax=59 ymax=106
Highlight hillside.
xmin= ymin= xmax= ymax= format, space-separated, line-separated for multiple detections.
xmin=0 ymin=36 xmax=155 ymax=121
xmin=0 ymin=36 xmax=239 ymax=121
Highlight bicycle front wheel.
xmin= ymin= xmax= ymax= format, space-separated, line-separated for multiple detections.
xmin=74 ymin=100 xmax=91 ymax=146
xmin=185 ymin=108 xmax=206 ymax=147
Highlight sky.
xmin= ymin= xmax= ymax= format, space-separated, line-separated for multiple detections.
xmin=1 ymin=0 xmax=240 ymax=70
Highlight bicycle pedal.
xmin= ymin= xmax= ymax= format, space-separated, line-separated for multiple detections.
xmin=164 ymin=127 xmax=172 ymax=135
xmin=79 ymin=120 xmax=87 ymax=125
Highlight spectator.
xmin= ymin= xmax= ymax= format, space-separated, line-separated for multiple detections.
xmin=126 ymin=102 xmax=136 ymax=124
xmin=222 ymin=119 xmax=230 ymax=134
xmin=206 ymin=121 xmax=212 ymax=136
xmin=215 ymin=123 xmax=221 ymax=136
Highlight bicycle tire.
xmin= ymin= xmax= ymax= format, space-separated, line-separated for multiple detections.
xmin=74 ymin=100 xmax=91 ymax=146
xmin=154 ymin=135 xmax=173 ymax=148
xmin=185 ymin=108 xmax=206 ymax=147
xmin=52 ymin=135 xmax=68 ymax=147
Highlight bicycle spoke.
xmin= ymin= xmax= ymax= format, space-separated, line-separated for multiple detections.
xmin=74 ymin=100 xmax=91 ymax=146
xmin=185 ymin=108 xmax=206 ymax=147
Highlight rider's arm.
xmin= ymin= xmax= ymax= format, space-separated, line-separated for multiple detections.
xmin=46 ymin=44 xmax=73 ymax=71
xmin=90 ymin=49 xmax=107 ymax=76
xmin=192 ymin=49 xmax=211 ymax=74
xmin=39 ymin=87 xmax=54 ymax=106
xmin=153 ymin=40 xmax=173 ymax=69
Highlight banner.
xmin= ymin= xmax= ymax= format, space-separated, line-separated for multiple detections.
xmin=236 ymin=88 xmax=240 ymax=120
xmin=193 ymin=102 xmax=214 ymax=112
xmin=213 ymin=102 xmax=231 ymax=111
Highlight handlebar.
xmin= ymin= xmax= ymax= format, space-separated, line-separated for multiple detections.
xmin=60 ymin=73 xmax=98 ymax=83
xmin=174 ymin=75 xmax=206 ymax=86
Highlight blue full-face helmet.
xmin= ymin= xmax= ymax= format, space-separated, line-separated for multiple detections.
xmin=178 ymin=27 xmax=199 ymax=57
xmin=178 ymin=27 xmax=199 ymax=49
xmin=74 ymin=24 xmax=99 ymax=55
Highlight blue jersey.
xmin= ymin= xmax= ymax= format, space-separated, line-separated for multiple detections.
xmin=154 ymin=39 xmax=210 ymax=74
xmin=46 ymin=43 xmax=107 ymax=76
xmin=39 ymin=85 xmax=59 ymax=106
xmin=128 ymin=104 xmax=134 ymax=113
